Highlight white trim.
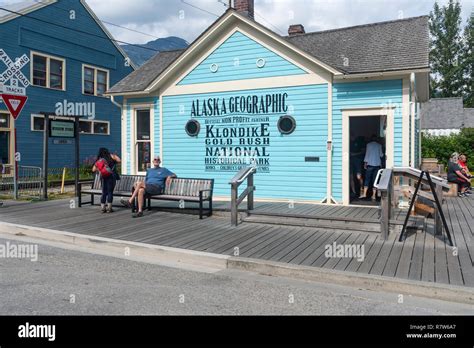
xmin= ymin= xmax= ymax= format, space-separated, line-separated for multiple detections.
xmin=30 ymin=51 xmax=66 ymax=91
xmin=162 ymin=74 xmax=328 ymax=96
xmin=0 ymin=110 xmax=14 ymax=166
xmin=131 ymin=106 xmax=153 ymax=175
xmin=159 ymin=95 xmax=163 ymax=162
xmin=326 ymin=80 xmax=334 ymax=204
xmin=121 ymin=99 xmax=127 ymax=175
xmin=146 ymin=11 xmax=340 ymax=94
xmin=82 ymin=64 xmax=110 ymax=97
xmin=30 ymin=114 xmax=110 ymax=135
xmin=334 ymin=68 xmax=430 ymax=80
xmin=402 ymin=77 xmax=410 ymax=166
xmin=342 ymin=107 xmax=395 ymax=205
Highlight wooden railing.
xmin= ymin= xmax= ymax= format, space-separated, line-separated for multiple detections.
xmin=375 ymin=167 xmax=450 ymax=240
xmin=229 ymin=167 xmax=256 ymax=226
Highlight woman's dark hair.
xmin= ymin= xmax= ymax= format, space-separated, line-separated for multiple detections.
xmin=97 ymin=147 xmax=112 ymax=162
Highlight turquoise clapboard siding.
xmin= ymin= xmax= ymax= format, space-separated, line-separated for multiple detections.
xmin=125 ymin=97 xmax=159 ymax=175
xmin=162 ymin=84 xmax=328 ymax=201
xmin=178 ymin=31 xmax=307 ymax=85
xmin=332 ymin=79 xmax=403 ymax=201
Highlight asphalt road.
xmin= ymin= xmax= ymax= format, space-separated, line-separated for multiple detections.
xmin=0 ymin=237 xmax=472 ymax=315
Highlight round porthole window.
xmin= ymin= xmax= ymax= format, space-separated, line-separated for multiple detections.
xmin=278 ymin=115 xmax=296 ymax=135
xmin=210 ymin=63 xmax=219 ymax=73
xmin=185 ymin=119 xmax=200 ymax=137
xmin=256 ymin=58 xmax=266 ymax=68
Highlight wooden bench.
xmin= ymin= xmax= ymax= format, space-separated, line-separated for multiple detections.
xmin=79 ymin=175 xmax=214 ymax=219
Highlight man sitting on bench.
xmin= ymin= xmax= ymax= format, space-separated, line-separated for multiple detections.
xmin=121 ymin=156 xmax=176 ymax=218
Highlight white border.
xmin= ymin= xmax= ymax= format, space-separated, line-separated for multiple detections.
xmin=341 ymin=106 xmax=395 ymax=205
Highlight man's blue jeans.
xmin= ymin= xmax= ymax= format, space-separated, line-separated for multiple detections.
xmin=364 ymin=165 xmax=381 ymax=188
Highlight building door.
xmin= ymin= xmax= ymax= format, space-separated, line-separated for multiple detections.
xmin=0 ymin=112 xmax=13 ymax=167
xmin=135 ymin=109 xmax=151 ymax=174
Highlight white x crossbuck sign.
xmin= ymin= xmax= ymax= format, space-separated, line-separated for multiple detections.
xmin=0 ymin=49 xmax=30 ymax=88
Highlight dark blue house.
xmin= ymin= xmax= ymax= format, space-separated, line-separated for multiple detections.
xmin=0 ymin=0 xmax=134 ymax=169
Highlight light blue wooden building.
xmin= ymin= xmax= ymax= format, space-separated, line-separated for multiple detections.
xmin=108 ymin=1 xmax=430 ymax=205
xmin=0 ymin=0 xmax=134 ymax=169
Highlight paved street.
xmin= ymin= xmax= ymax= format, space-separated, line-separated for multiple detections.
xmin=0 ymin=237 xmax=472 ymax=315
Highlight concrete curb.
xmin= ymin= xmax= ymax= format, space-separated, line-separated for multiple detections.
xmin=0 ymin=222 xmax=230 ymax=271
xmin=0 ymin=222 xmax=473 ymax=305
xmin=227 ymin=257 xmax=474 ymax=305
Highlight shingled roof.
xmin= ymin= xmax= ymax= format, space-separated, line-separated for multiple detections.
xmin=285 ymin=16 xmax=429 ymax=74
xmin=108 ymin=50 xmax=183 ymax=94
xmin=421 ymin=98 xmax=474 ymax=129
xmin=108 ymin=13 xmax=429 ymax=94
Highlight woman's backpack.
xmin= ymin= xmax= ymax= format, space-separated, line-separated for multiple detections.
xmin=95 ymin=158 xmax=113 ymax=178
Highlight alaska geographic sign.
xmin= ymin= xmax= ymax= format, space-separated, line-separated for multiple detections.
xmin=188 ymin=93 xmax=290 ymax=174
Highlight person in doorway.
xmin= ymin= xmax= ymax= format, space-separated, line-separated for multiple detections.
xmin=121 ymin=156 xmax=176 ymax=218
xmin=350 ymin=133 xmax=366 ymax=198
xmin=92 ymin=148 xmax=121 ymax=213
xmin=360 ymin=135 xmax=384 ymax=200
xmin=448 ymin=152 xmax=471 ymax=197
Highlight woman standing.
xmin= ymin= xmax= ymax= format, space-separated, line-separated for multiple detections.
xmin=92 ymin=148 xmax=121 ymax=213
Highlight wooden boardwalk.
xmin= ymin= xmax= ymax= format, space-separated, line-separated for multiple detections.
xmin=0 ymin=196 xmax=472 ymax=288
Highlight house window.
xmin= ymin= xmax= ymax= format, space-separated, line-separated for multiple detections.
xmin=31 ymin=52 xmax=65 ymax=90
xmin=0 ymin=113 xmax=13 ymax=165
xmin=31 ymin=115 xmax=109 ymax=135
xmin=83 ymin=65 xmax=109 ymax=96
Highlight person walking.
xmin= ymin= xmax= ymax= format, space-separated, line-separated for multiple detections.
xmin=359 ymin=135 xmax=384 ymax=200
xmin=92 ymin=148 xmax=121 ymax=213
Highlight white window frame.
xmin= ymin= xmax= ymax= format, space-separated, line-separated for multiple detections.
xmin=82 ymin=64 xmax=110 ymax=97
xmin=0 ymin=111 xmax=14 ymax=166
xmin=30 ymin=51 xmax=66 ymax=91
xmin=31 ymin=115 xmax=110 ymax=136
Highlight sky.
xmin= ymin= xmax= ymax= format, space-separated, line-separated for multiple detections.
xmin=1 ymin=0 xmax=472 ymax=44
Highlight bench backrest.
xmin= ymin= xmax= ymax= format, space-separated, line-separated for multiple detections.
xmin=164 ymin=178 xmax=214 ymax=199
xmin=91 ymin=175 xmax=213 ymax=198
xmin=91 ymin=174 xmax=144 ymax=192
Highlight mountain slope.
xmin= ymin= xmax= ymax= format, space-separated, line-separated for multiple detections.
xmin=122 ymin=36 xmax=188 ymax=66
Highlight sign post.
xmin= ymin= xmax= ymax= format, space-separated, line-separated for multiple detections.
xmin=40 ymin=113 xmax=83 ymax=200
xmin=0 ymin=49 xmax=31 ymax=201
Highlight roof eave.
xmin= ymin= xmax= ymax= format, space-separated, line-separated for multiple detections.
xmin=0 ymin=0 xmax=57 ymax=24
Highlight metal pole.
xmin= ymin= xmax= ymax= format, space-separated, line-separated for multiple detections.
xmin=231 ymin=184 xmax=238 ymax=226
xmin=75 ymin=117 xmax=80 ymax=198
xmin=13 ymin=125 xmax=18 ymax=200
xmin=42 ymin=114 xmax=49 ymax=200
xmin=399 ymin=171 xmax=423 ymax=242
xmin=247 ymin=173 xmax=254 ymax=211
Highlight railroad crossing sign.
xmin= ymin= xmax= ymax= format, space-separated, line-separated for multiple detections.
xmin=0 ymin=49 xmax=30 ymax=119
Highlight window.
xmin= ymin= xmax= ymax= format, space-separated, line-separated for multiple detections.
xmin=31 ymin=52 xmax=65 ymax=90
xmin=0 ymin=113 xmax=12 ymax=165
xmin=93 ymin=121 xmax=109 ymax=135
xmin=31 ymin=115 xmax=109 ymax=135
xmin=83 ymin=65 xmax=109 ymax=96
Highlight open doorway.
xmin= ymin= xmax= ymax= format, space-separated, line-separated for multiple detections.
xmin=349 ymin=115 xmax=386 ymax=205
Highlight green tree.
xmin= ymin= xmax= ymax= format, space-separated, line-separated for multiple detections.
xmin=430 ymin=0 xmax=464 ymax=99
xmin=461 ymin=13 xmax=473 ymax=107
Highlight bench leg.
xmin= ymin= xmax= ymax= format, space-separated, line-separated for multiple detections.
xmin=199 ymin=198 xmax=203 ymax=220
xmin=148 ymin=197 xmax=152 ymax=211
xmin=91 ymin=194 xmax=95 ymax=206
xmin=78 ymin=193 xmax=82 ymax=208
xmin=208 ymin=199 xmax=213 ymax=217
